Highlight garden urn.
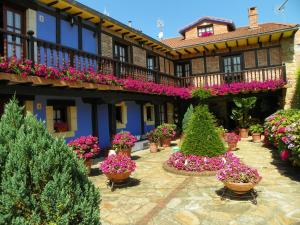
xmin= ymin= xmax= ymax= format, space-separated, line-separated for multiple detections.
xmin=239 ymin=128 xmax=249 ymax=138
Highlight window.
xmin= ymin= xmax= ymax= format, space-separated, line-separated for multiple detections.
xmin=115 ymin=102 xmax=127 ymax=129
xmin=176 ymin=62 xmax=191 ymax=77
xmin=159 ymin=104 xmax=166 ymax=125
xmin=45 ymin=102 xmax=77 ymax=138
xmin=146 ymin=55 xmax=156 ymax=81
xmin=143 ymin=103 xmax=155 ymax=125
xmin=222 ymin=55 xmax=243 ymax=83
xmin=114 ymin=43 xmax=127 ymax=62
xmin=4 ymin=7 xmax=24 ymax=58
xmin=198 ymin=25 xmax=213 ymax=37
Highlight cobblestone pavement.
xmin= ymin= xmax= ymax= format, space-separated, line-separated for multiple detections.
xmin=89 ymin=139 xmax=300 ymax=225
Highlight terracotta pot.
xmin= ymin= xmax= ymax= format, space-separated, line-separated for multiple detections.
xmin=105 ymin=171 xmax=131 ymax=183
xmin=224 ymin=182 xmax=255 ymax=194
xmin=84 ymin=158 xmax=93 ymax=175
xmin=161 ymin=138 xmax=172 ymax=147
xmin=239 ymin=128 xmax=249 ymax=138
xmin=117 ymin=148 xmax=131 ymax=157
xmin=149 ymin=142 xmax=158 ymax=153
xmin=227 ymin=142 xmax=237 ymax=151
xmin=252 ymin=133 xmax=261 ymax=142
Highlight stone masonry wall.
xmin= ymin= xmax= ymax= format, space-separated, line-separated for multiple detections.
xmin=132 ymin=46 xmax=146 ymax=67
xmin=281 ymin=34 xmax=299 ymax=109
xmin=101 ymin=33 xmax=113 ymax=58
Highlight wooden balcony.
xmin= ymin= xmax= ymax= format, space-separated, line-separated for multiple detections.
xmin=0 ymin=29 xmax=286 ymax=91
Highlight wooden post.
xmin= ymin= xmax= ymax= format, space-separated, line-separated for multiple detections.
xmin=27 ymin=30 xmax=35 ymax=65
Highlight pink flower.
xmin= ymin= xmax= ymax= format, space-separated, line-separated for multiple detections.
xmin=280 ymin=150 xmax=290 ymax=161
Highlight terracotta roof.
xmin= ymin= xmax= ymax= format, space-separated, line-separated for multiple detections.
xmin=161 ymin=23 xmax=299 ymax=49
xmin=179 ymin=16 xmax=235 ymax=35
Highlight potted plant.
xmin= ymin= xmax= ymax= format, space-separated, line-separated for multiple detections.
xmin=217 ymin=162 xmax=262 ymax=194
xmin=147 ymin=128 xmax=160 ymax=153
xmin=68 ymin=135 xmax=100 ymax=174
xmin=216 ymin=125 xmax=228 ymax=141
xmin=112 ymin=131 xmax=137 ymax=157
xmin=249 ymin=124 xmax=264 ymax=142
xmin=99 ymin=154 xmax=136 ymax=183
xmin=230 ymin=97 xmax=257 ymax=138
xmin=224 ymin=132 xmax=241 ymax=151
xmin=156 ymin=123 xmax=176 ymax=147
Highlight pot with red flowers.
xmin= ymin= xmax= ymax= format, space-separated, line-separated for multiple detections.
xmin=99 ymin=154 xmax=136 ymax=183
xmin=112 ymin=131 xmax=137 ymax=157
xmin=224 ymin=132 xmax=241 ymax=151
xmin=68 ymin=135 xmax=100 ymax=174
xmin=147 ymin=128 xmax=160 ymax=153
xmin=217 ymin=162 xmax=262 ymax=194
xmin=156 ymin=123 xmax=176 ymax=147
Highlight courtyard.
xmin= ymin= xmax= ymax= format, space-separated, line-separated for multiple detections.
xmin=90 ymin=139 xmax=300 ymax=225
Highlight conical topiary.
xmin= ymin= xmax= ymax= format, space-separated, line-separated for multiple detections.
xmin=0 ymin=98 xmax=100 ymax=225
xmin=181 ymin=105 xmax=225 ymax=157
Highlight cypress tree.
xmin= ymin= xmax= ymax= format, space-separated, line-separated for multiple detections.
xmin=181 ymin=105 xmax=225 ymax=157
xmin=0 ymin=98 xmax=100 ymax=225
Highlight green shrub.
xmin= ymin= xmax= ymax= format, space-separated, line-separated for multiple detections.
xmin=249 ymin=124 xmax=263 ymax=134
xmin=181 ymin=105 xmax=226 ymax=157
xmin=0 ymin=98 xmax=100 ymax=225
xmin=192 ymin=88 xmax=211 ymax=100
xmin=182 ymin=104 xmax=194 ymax=132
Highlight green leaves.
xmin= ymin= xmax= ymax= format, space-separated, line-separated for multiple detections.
xmin=182 ymin=105 xmax=194 ymax=132
xmin=231 ymin=97 xmax=257 ymax=128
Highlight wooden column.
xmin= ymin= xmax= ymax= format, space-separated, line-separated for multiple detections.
xmin=108 ymin=103 xmax=117 ymax=139
xmin=91 ymin=103 xmax=99 ymax=138
xmin=154 ymin=104 xmax=160 ymax=127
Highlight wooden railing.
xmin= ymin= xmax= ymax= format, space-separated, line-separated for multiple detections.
xmin=180 ymin=66 xmax=286 ymax=88
xmin=0 ymin=29 xmax=286 ymax=89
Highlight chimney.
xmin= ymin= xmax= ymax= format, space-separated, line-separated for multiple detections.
xmin=248 ymin=7 xmax=258 ymax=29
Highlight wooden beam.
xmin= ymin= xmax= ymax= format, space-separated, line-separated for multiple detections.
xmin=106 ymin=25 xmax=114 ymax=29
xmin=47 ymin=1 xmax=58 ymax=6
xmin=84 ymin=16 xmax=94 ymax=21
xmin=184 ymin=49 xmax=192 ymax=54
xmin=257 ymin=36 xmax=260 ymax=43
xmin=278 ymin=32 xmax=284 ymax=41
xmin=115 ymin=28 xmax=122 ymax=32
xmin=147 ymin=43 xmax=154 ymax=46
xmin=129 ymin=34 xmax=136 ymax=38
xmin=235 ymin=40 xmax=239 ymax=47
xmin=61 ymin=6 xmax=72 ymax=12
xmin=122 ymin=32 xmax=130 ymax=36
xmin=156 ymin=46 xmax=163 ymax=50
xmin=213 ymin=44 xmax=219 ymax=50
xmin=225 ymin=42 xmax=229 ymax=49
xmin=72 ymin=12 xmax=83 ymax=16
xmin=203 ymin=45 xmax=209 ymax=52
xmin=175 ymin=51 xmax=182 ymax=56
xmin=193 ymin=48 xmax=201 ymax=53
xmin=268 ymin=34 xmax=272 ymax=42
xmin=246 ymin=38 xmax=249 ymax=46
xmin=135 ymin=37 xmax=143 ymax=41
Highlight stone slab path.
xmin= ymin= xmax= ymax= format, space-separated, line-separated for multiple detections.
xmin=90 ymin=140 xmax=300 ymax=225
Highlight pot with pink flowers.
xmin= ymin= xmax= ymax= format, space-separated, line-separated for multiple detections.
xmin=100 ymin=154 xmax=136 ymax=183
xmin=224 ymin=132 xmax=241 ymax=151
xmin=68 ymin=135 xmax=100 ymax=174
xmin=112 ymin=131 xmax=137 ymax=157
xmin=147 ymin=128 xmax=160 ymax=153
xmin=156 ymin=123 xmax=176 ymax=147
xmin=217 ymin=162 xmax=262 ymax=194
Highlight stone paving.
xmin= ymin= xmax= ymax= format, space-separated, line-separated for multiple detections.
xmin=89 ymin=139 xmax=300 ymax=225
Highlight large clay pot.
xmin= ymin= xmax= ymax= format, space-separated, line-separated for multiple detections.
xmin=117 ymin=148 xmax=131 ymax=157
xmin=227 ymin=142 xmax=237 ymax=151
xmin=105 ymin=172 xmax=131 ymax=183
xmin=224 ymin=182 xmax=255 ymax=194
xmin=161 ymin=138 xmax=172 ymax=147
xmin=252 ymin=133 xmax=261 ymax=142
xmin=84 ymin=158 xmax=93 ymax=175
xmin=149 ymin=142 xmax=158 ymax=153
xmin=239 ymin=128 xmax=249 ymax=138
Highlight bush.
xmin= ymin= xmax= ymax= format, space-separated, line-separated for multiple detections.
xmin=249 ymin=124 xmax=263 ymax=134
xmin=0 ymin=98 xmax=100 ymax=225
xmin=181 ymin=105 xmax=226 ymax=157
xmin=192 ymin=89 xmax=211 ymax=100
xmin=264 ymin=109 xmax=300 ymax=166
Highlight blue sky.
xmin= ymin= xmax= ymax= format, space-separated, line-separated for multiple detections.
xmin=78 ymin=0 xmax=299 ymax=39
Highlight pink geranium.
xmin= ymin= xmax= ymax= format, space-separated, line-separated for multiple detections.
xmin=280 ymin=150 xmax=290 ymax=161
xmin=112 ymin=131 xmax=137 ymax=150
xmin=68 ymin=135 xmax=100 ymax=159
xmin=99 ymin=154 xmax=136 ymax=174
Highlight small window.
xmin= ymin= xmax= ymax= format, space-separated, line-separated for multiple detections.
xmin=143 ymin=103 xmax=155 ymax=125
xmin=198 ymin=25 xmax=213 ymax=37
xmin=116 ymin=106 xmax=123 ymax=124
xmin=53 ymin=106 xmax=69 ymax=133
xmin=146 ymin=106 xmax=153 ymax=121
xmin=176 ymin=62 xmax=191 ymax=77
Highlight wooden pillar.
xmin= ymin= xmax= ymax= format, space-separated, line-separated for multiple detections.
xmin=91 ymin=103 xmax=98 ymax=138
xmin=139 ymin=102 xmax=145 ymax=135
xmin=154 ymin=104 xmax=160 ymax=127
xmin=108 ymin=103 xmax=116 ymax=139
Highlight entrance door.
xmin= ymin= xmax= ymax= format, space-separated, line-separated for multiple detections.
xmin=223 ymin=55 xmax=243 ymax=83
xmin=3 ymin=7 xmax=24 ymax=59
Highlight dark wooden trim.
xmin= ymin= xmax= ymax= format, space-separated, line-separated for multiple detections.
xmin=97 ymin=22 xmax=102 ymax=56
xmin=203 ymin=45 xmax=209 ymax=52
xmin=139 ymin=102 xmax=145 ymax=135
xmin=213 ymin=44 xmax=219 ymax=50
xmin=193 ymin=48 xmax=201 ymax=53
xmin=278 ymin=33 xmax=284 ymax=42
xmin=254 ymin=49 xmax=258 ymax=67
xmin=154 ymin=104 xmax=160 ymax=127
xmin=108 ymin=103 xmax=116 ymax=140
xmin=55 ymin=9 xmax=61 ymax=44
xmin=47 ymin=99 xmax=75 ymax=106
xmin=78 ymin=17 xmax=82 ymax=50
xmin=203 ymin=52 xmax=207 ymax=74
xmin=61 ymin=6 xmax=72 ymax=12
xmin=91 ymin=103 xmax=99 ymax=138
xmin=72 ymin=12 xmax=82 ymax=17
xmin=267 ymin=47 xmax=271 ymax=66
xmin=47 ymin=1 xmax=59 ymax=7
xmin=106 ymin=25 xmax=114 ymax=29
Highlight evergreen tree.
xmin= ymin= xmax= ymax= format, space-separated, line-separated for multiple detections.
xmin=181 ymin=105 xmax=225 ymax=157
xmin=0 ymin=98 xmax=100 ymax=225
xmin=182 ymin=104 xmax=194 ymax=132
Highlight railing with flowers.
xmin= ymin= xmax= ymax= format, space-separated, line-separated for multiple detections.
xmin=0 ymin=28 xmax=180 ymax=87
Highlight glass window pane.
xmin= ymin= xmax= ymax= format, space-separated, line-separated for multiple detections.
xmin=15 ymin=13 xmax=21 ymax=29
xmin=15 ymin=46 xmax=21 ymax=59
xmin=7 ymin=11 xmax=13 ymax=27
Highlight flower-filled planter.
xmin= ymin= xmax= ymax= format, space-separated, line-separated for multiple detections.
xmin=68 ymin=135 xmax=100 ymax=174
xmin=224 ymin=133 xmax=241 ymax=151
xmin=217 ymin=162 xmax=262 ymax=194
xmin=99 ymin=154 xmax=136 ymax=183
xmin=112 ymin=131 xmax=137 ymax=157
xmin=147 ymin=128 xmax=160 ymax=153
xmin=249 ymin=124 xmax=263 ymax=142
xmin=156 ymin=123 xmax=176 ymax=147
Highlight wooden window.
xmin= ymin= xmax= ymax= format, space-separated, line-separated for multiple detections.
xmin=115 ymin=102 xmax=127 ymax=129
xmin=143 ymin=103 xmax=155 ymax=125
xmin=116 ymin=106 xmax=123 ymax=124
xmin=114 ymin=42 xmax=128 ymax=62
xmin=53 ymin=106 xmax=69 ymax=132
xmin=146 ymin=55 xmax=156 ymax=70
xmin=198 ymin=25 xmax=213 ymax=37
xmin=159 ymin=104 xmax=166 ymax=125
xmin=176 ymin=62 xmax=191 ymax=77
xmin=222 ymin=55 xmax=243 ymax=83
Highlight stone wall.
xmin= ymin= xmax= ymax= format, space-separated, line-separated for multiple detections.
xmin=244 ymin=51 xmax=256 ymax=68
xmin=206 ymin=56 xmax=219 ymax=73
xmin=192 ymin=58 xmax=205 ymax=74
xmin=281 ymin=35 xmax=299 ymax=109
xmin=132 ymin=46 xmax=146 ymax=67
xmin=101 ymin=33 xmax=113 ymax=58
